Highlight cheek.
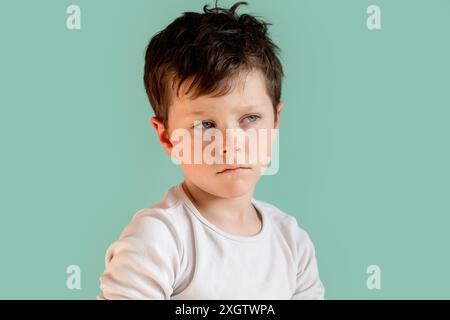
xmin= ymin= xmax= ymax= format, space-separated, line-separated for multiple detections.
xmin=170 ymin=130 xmax=215 ymax=165
xmin=181 ymin=163 xmax=212 ymax=177
xmin=246 ymin=122 xmax=276 ymax=165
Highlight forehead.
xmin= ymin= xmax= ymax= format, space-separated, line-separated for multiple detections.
xmin=171 ymin=69 xmax=272 ymax=116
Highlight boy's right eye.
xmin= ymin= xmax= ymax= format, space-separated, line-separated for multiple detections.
xmin=193 ymin=121 xmax=215 ymax=129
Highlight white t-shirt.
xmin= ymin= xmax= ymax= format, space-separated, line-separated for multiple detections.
xmin=98 ymin=183 xmax=325 ymax=300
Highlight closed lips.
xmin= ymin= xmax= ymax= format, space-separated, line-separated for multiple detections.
xmin=217 ymin=166 xmax=251 ymax=174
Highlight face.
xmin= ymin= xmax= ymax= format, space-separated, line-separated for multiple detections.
xmin=152 ymin=68 xmax=283 ymax=199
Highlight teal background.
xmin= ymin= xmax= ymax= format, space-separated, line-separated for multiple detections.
xmin=1 ymin=0 xmax=449 ymax=299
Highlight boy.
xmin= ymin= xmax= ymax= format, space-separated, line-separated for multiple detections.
xmin=98 ymin=1 xmax=324 ymax=300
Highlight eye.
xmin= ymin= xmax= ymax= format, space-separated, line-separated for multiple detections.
xmin=193 ymin=121 xmax=215 ymax=129
xmin=241 ymin=114 xmax=260 ymax=124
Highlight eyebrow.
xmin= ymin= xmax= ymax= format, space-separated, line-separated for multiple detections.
xmin=187 ymin=104 xmax=267 ymax=116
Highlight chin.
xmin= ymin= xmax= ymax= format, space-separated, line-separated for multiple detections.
xmin=212 ymin=180 xmax=254 ymax=199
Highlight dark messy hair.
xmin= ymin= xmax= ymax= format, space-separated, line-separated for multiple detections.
xmin=143 ymin=1 xmax=284 ymax=127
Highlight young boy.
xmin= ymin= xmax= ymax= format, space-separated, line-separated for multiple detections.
xmin=98 ymin=1 xmax=325 ymax=300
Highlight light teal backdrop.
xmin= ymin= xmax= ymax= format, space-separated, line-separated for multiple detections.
xmin=0 ymin=0 xmax=449 ymax=299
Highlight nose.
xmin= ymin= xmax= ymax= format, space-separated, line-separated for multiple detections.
xmin=217 ymin=126 xmax=244 ymax=158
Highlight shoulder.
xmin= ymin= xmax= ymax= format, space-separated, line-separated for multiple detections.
xmin=105 ymin=186 xmax=193 ymax=263
xmin=253 ymin=198 xmax=315 ymax=251
xmin=117 ymin=184 xmax=191 ymax=245
xmin=255 ymin=198 xmax=322 ymax=292
xmin=99 ymin=185 xmax=194 ymax=299
xmin=115 ymin=202 xmax=190 ymax=253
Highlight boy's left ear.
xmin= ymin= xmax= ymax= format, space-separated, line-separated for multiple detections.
xmin=274 ymin=100 xmax=284 ymax=129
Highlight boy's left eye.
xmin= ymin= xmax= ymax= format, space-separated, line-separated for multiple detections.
xmin=242 ymin=115 xmax=260 ymax=123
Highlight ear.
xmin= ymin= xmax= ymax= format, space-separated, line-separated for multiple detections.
xmin=274 ymin=100 xmax=284 ymax=129
xmin=150 ymin=116 xmax=173 ymax=157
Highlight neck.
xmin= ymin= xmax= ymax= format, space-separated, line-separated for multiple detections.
xmin=181 ymin=180 xmax=257 ymax=223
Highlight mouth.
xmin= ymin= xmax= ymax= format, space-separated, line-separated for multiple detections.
xmin=216 ymin=165 xmax=252 ymax=174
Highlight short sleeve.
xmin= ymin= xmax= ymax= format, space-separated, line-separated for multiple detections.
xmin=98 ymin=211 xmax=183 ymax=300
xmin=291 ymin=227 xmax=325 ymax=300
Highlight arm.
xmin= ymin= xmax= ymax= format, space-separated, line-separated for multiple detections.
xmin=291 ymin=228 xmax=325 ymax=300
xmin=98 ymin=212 xmax=182 ymax=300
